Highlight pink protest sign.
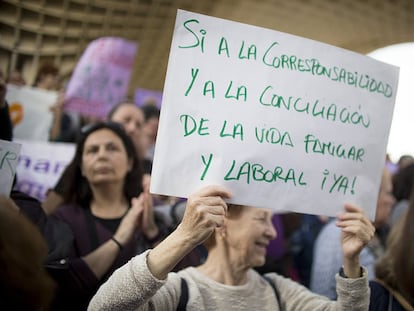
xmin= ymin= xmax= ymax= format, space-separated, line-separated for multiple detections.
xmin=64 ymin=37 xmax=138 ymax=118
xmin=134 ymin=88 xmax=163 ymax=109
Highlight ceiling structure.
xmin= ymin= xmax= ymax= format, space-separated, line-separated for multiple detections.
xmin=1 ymin=0 xmax=413 ymax=96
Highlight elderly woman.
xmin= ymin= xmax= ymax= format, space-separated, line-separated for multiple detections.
xmin=88 ymin=185 xmax=375 ymax=311
xmin=50 ymin=122 xmax=167 ymax=310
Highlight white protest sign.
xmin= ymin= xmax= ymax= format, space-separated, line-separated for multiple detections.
xmin=0 ymin=139 xmax=21 ymax=196
xmin=6 ymin=85 xmax=57 ymax=141
xmin=150 ymin=10 xmax=399 ymax=220
xmin=14 ymin=139 xmax=75 ymax=201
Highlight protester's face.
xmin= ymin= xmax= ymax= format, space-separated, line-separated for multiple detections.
xmin=224 ymin=206 xmax=276 ymax=268
xmin=81 ymin=129 xmax=131 ymax=185
xmin=39 ymin=73 xmax=59 ymax=90
xmin=399 ymin=156 xmax=414 ymax=170
xmin=375 ymin=170 xmax=395 ymax=228
xmin=110 ymin=104 xmax=145 ymax=156
xmin=145 ymin=116 xmax=159 ymax=140
xmin=8 ymin=71 xmax=26 ymax=86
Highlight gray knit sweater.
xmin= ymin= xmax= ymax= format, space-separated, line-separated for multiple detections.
xmin=88 ymin=250 xmax=369 ymax=311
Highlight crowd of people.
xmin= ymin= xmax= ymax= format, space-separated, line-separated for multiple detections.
xmin=1 ymin=60 xmax=414 ymax=311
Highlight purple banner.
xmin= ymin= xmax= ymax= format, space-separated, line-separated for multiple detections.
xmin=134 ymin=88 xmax=163 ymax=109
xmin=64 ymin=37 xmax=138 ymax=118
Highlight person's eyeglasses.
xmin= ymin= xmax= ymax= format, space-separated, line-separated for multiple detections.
xmin=80 ymin=121 xmax=124 ymax=136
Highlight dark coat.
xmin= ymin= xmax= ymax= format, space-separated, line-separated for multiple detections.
xmin=51 ymin=203 xmax=169 ymax=310
xmin=369 ymin=280 xmax=410 ymax=311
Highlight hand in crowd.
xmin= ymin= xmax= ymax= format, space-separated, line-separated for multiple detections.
xmin=137 ymin=190 xmax=159 ymax=240
xmin=142 ymin=174 xmax=151 ymax=193
xmin=49 ymin=91 xmax=65 ymax=115
xmin=113 ymin=194 xmax=145 ymax=246
xmin=113 ymin=191 xmax=158 ymax=245
xmin=337 ymin=203 xmax=375 ymax=276
xmin=177 ymin=185 xmax=232 ymax=246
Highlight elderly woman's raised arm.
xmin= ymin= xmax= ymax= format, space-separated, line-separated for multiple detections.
xmin=88 ymin=185 xmax=231 ymax=311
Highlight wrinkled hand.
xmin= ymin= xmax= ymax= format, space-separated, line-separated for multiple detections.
xmin=337 ymin=204 xmax=375 ymax=261
xmin=113 ymin=195 xmax=145 ymax=246
xmin=177 ymin=185 xmax=232 ymax=246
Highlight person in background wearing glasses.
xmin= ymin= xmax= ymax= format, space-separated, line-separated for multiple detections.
xmin=48 ymin=122 xmax=167 ymax=310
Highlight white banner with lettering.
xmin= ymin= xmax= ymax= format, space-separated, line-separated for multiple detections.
xmin=0 ymin=139 xmax=21 ymax=196
xmin=150 ymin=10 xmax=399 ymax=220
xmin=14 ymin=139 xmax=75 ymax=201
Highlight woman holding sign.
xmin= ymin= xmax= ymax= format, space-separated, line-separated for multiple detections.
xmin=89 ymin=185 xmax=374 ymax=311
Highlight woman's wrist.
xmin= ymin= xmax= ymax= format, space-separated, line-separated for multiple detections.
xmin=342 ymin=257 xmax=361 ymax=278
xmin=147 ymin=229 xmax=195 ymax=280
xmin=340 ymin=266 xmax=363 ymax=278
xmin=110 ymin=236 xmax=124 ymax=251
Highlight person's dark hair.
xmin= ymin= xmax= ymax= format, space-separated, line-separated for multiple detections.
xmin=393 ymin=192 xmax=414 ymax=303
xmin=141 ymin=103 xmax=160 ymax=122
xmin=61 ymin=121 xmax=143 ymax=207
xmin=107 ymin=100 xmax=137 ymax=120
xmin=0 ymin=196 xmax=56 ymax=310
xmin=34 ymin=62 xmax=59 ymax=85
xmin=375 ymin=191 xmax=414 ymax=304
xmin=398 ymin=154 xmax=413 ymax=165
xmin=392 ymin=162 xmax=414 ymax=201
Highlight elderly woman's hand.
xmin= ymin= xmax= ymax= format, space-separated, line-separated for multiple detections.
xmin=177 ymin=185 xmax=232 ymax=247
xmin=146 ymin=185 xmax=232 ymax=280
xmin=337 ymin=203 xmax=375 ymax=278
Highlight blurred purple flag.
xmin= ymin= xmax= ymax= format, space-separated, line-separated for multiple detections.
xmin=64 ymin=37 xmax=138 ymax=118
xmin=134 ymin=88 xmax=163 ymax=109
